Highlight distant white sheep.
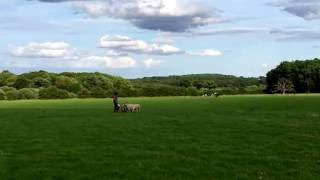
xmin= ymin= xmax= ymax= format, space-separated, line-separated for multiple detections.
xmin=126 ymin=104 xmax=141 ymax=112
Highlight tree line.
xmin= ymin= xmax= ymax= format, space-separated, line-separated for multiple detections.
xmin=0 ymin=71 xmax=265 ymax=100
xmin=0 ymin=58 xmax=318 ymax=100
xmin=132 ymin=74 xmax=265 ymax=96
xmin=0 ymin=71 xmax=135 ymax=100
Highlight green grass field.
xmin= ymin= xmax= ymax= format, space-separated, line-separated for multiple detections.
xmin=0 ymin=96 xmax=319 ymax=179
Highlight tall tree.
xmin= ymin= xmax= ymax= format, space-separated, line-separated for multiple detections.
xmin=274 ymin=78 xmax=294 ymax=94
xmin=266 ymin=58 xmax=320 ymax=93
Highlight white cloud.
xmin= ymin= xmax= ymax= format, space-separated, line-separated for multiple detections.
xmin=189 ymin=49 xmax=223 ymax=57
xmin=143 ymin=59 xmax=162 ymax=68
xmin=188 ymin=28 xmax=267 ymax=37
xmin=73 ymin=0 xmax=222 ymax=32
xmin=11 ymin=42 xmax=74 ymax=58
xmin=99 ymin=35 xmax=184 ymax=55
xmin=75 ymin=56 xmax=137 ymax=69
xmin=10 ymin=41 xmax=137 ymax=69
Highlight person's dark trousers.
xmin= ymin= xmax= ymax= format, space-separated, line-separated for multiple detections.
xmin=114 ymin=102 xmax=119 ymax=112
xmin=114 ymin=107 xmax=117 ymax=112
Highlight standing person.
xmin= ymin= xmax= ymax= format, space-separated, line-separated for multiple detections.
xmin=112 ymin=92 xmax=120 ymax=112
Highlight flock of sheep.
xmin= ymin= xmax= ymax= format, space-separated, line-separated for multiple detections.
xmin=114 ymin=93 xmax=220 ymax=113
xmin=117 ymin=103 xmax=141 ymax=113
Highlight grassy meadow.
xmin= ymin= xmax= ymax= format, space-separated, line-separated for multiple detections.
xmin=0 ymin=95 xmax=319 ymax=179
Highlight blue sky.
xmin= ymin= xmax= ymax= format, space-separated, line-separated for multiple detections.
xmin=1 ymin=0 xmax=319 ymax=78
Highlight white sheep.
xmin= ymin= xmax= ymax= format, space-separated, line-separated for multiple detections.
xmin=126 ymin=104 xmax=141 ymax=112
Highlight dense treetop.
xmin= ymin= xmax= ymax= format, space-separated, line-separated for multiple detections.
xmin=266 ymin=58 xmax=320 ymax=93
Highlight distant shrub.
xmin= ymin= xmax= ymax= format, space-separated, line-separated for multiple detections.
xmin=32 ymin=77 xmax=51 ymax=88
xmin=19 ymin=88 xmax=39 ymax=99
xmin=0 ymin=86 xmax=16 ymax=93
xmin=68 ymin=92 xmax=77 ymax=99
xmin=39 ymin=86 xmax=73 ymax=99
xmin=55 ymin=76 xmax=81 ymax=93
xmin=244 ymin=85 xmax=264 ymax=94
xmin=91 ymin=87 xmax=108 ymax=98
xmin=14 ymin=77 xmax=31 ymax=89
xmin=0 ymin=70 xmax=17 ymax=87
xmin=6 ymin=89 xmax=20 ymax=100
xmin=0 ymin=89 xmax=7 ymax=100
xmin=6 ymin=76 xmax=17 ymax=87
xmin=78 ymin=88 xmax=91 ymax=98
xmin=186 ymin=87 xmax=200 ymax=96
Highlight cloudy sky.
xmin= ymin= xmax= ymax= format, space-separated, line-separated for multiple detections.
xmin=1 ymin=0 xmax=319 ymax=78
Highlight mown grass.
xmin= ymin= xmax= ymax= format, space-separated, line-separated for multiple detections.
xmin=0 ymin=96 xmax=319 ymax=179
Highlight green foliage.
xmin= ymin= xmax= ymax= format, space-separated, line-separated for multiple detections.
xmin=90 ymin=87 xmax=108 ymax=98
xmin=266 ymin=58 xmax=320 ymax=93
xmin=112 ymin=78 xmax=134 ymax=97
xmin=14 ymin=77 xmax=31 ymax=89
xmin=193 ymin=80 xmax=205 ymax=89
xmin=177 ymin=79 xmax=192 ymax=88
xmin=39 ymin=86 xmax=73 ymax=99
xmin=186 ymin=87 xmax=200 ymax=96
xmin=78 ymin=88 xmax=91 ymax=99
xmin=137 ymin=85 xmax=193 ymax=97
xmin=0 ymin=89 xmax=7 ymax=100
xmin=0 ymin=70 xmax=17 ymax=87
xmin=133 ymin=74 xmax=264 ymax=95
xmin=6 ymin=76 xmax=17 ymax=87
xmin=0 ymin=70 xmax=269 ymax=99
xmin=0 ymin=86 xmax=16 ymax=93
xmin=134 ymin=74 xmax=262 ymax=88
xmin=81 ymin=74 xmax=112 ymax=90
xmin=205 ymin=81 xmax=217 ymax=89
xmin=32 ymin=77 xmax=51 ymax=88
xmin=0 ymin=71 xmax=138 ymax=100
xmin=19 ymin=88 xmax=39 ymax=99
xmin=20 ymin=70 xmax=54 ymax=80
xmin=244 ymin=85 xmax=264 ymax=94
xmin=55 ymin=76 xmax=81 ymax=93
xmin=6 ymin=89 xmax=20 ymax=100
